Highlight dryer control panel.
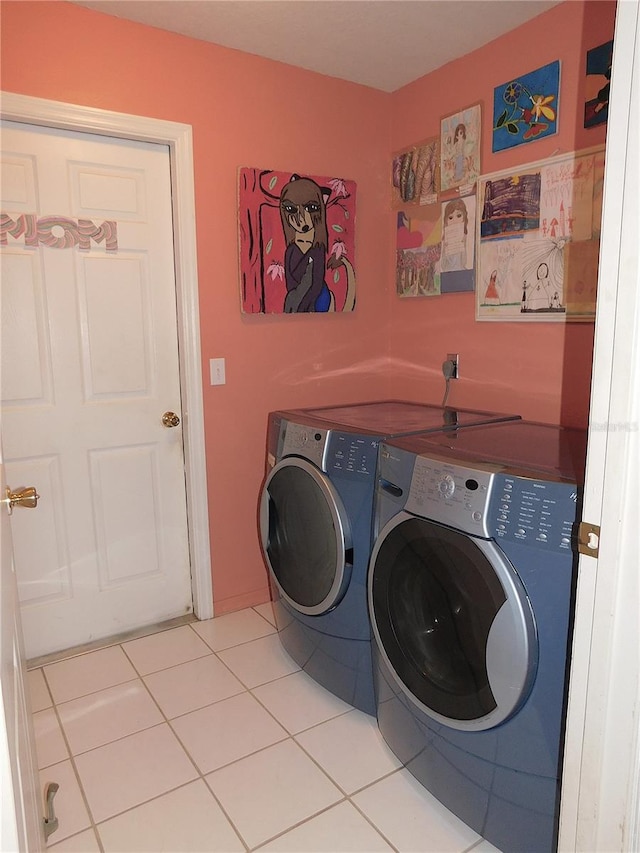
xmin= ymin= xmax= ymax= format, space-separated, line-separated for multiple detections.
xmin=404 ymin=454 xmax=497 ymax=537
xmin=280 ymin=420 xmax=328 ymax=469
xmin=328 ymin=432 xmax=379 ymax=478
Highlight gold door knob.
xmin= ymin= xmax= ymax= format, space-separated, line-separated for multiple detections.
xmin=162 ymin=411 xmax=180 ymax=428
xmin=3 ymin=486 xmax=40 ymax=515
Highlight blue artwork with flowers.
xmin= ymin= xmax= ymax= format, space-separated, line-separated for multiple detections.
xmin=492 ymin=60 xmax=560 ymax=152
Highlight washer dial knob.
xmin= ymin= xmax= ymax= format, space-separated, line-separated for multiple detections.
xmin=438 ymin=474 xmax=456 ymax=499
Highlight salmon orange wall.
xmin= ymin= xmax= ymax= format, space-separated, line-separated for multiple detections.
xmin=0 ymin=1 xmax=394 ymax=613
xmin=386 ymin=0 xmax=615 ymax=426
xmin=1 ymin=1 xmax=615 ymax=614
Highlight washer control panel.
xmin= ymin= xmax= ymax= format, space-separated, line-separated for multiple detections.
xmin=488 ymin=473 xmax=579 ymax=553
xmin=404 ymin=454 xmax=497 ymax=537
xmin=385 ymin=445 xmax=581 ymax=552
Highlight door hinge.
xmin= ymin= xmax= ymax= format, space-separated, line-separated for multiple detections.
xmin=577 ymin=522 xmax=600 ymax=558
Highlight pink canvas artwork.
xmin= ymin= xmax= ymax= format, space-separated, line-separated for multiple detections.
xmin=239 ymin=168 xmax=357 ymax=314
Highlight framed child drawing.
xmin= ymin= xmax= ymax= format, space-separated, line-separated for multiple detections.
xmin=476 ymin=146 xmax=604 ymax=322
xmin=239 ymin=168 xmax=357 ymax=314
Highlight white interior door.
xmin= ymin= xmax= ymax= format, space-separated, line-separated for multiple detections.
xmin=1 ymin=122 xmax=193 ymax=659
xmin=0 ymin=435 xmax=44 ymax=852
xmin=559 ymin=1 xmax=640 ymax=850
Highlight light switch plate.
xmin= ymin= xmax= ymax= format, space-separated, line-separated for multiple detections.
xmin=210 ymin=358 xmax=226 ymax=385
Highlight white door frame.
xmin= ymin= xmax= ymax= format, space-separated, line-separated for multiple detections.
xmin=0 ymin=92 xmax=213 ymax=623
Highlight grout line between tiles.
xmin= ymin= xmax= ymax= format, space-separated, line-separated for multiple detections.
xmin=199 ymin=779 xmax=251 ymax=853
xmin=248 ymin=796 xmax=351 ymax=851
xmin=93 ymin=777 xmax=249 ymax=853
xmin=343 ymin=768 xmax=408 ymax=853
xmin=40 ymin=672 xmax=104 ymax=849
xmin=47 ymin=825 xmax=103 ymax=853
xmin=186 ymin=605 xmax=278 ymax=654
xmin=246 ymin=676 xmax=353 ymax=736
xmin=192 ymin=631 xmax=278 ymax=656
xmin=251 ymin=602 xmax=277 ymax=628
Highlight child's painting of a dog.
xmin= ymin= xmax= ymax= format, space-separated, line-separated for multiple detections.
xmin=239 ymin=168 xmax=357 ymax=314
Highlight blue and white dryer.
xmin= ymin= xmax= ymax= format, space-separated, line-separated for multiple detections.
xmin=368 ymin=420 xmax=586 ymax=852
xmin=258 ymin=401 xmax=520 ymax=716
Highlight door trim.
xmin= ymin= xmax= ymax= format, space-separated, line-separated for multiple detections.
xmin=0 ymin=92 xmax=213 ymax=620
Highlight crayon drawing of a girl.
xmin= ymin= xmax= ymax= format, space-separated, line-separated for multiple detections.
xmin=441 ymin=199 xmax=469 ymax=272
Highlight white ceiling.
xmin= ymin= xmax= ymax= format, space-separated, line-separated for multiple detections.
xmin=73 ymin=0 xmax=562 ymax=92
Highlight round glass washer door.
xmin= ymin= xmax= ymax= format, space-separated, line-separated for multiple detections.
xmin=368 ymin=512 xmax=538 ymax=732
xmin=260 ymin=457 xmax=353 ymax=616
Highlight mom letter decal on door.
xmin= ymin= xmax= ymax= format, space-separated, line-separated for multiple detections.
xmin=0 ymin=123 xmax=193 ymax=659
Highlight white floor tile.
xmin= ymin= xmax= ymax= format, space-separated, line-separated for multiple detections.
xmin=206 ymin=738 xmax=343 ymax=849
xmin=253 ymin=670 xmax=352 ymax=734
xmin=144 ymin=653 xmax=245 ymax=718
xmin=257 ymin=800 xmax=393 ymax=851
xmin=296 ymin=709 xmax=402 ymax=793
xmin=28 ymin=668 xmax=52 ymax=712
xmin=122 ymin=625 xmax=212 ymax=675
xmin=48 ymin=828 xmax=101 ymax=852
xmin=192 ymin=607 xmax=276 ymax=651
xmin=217 ymin=633 xmax=300 ymax=688
xmin=352 ymin=769 xmax=482 ymax=853
xmin=33 ymin=708 xmax=68 ymax=769
xmin=39 ymin=760 xmax=91 ymax=844
xmin=254 ymin=601 xmax=276 ymax=626
xmin=74 ymin=723 xmax=198 ymax=823
xmin=97 ymin=780 xmax=244 ymax=852
xmin=171 ymin=691 xmax=287 ymax=773
xmin=43 ymin=646 xmax=137 ymax=704
xmin=57 ymin=680 xmax=163 ymax=755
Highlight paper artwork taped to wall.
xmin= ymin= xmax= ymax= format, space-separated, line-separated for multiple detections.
xmin=392 ymin=138 xmax=439 ymax=208
xmin=239 ymin=168 xmax=356 ymax=314
xmin=476 ymin=146 xmax=604 ymax=322
xmin=440 ymin=104 xmax=481 ymax=198
xmin=440 ymin=195 xmax=476 ymax=293
xmin=492 ymin=61 xmax=560 ymax=152
xmin=396 ymin=208 xmax=442 ymax=298
xmin=584 ymin=40 xmax=612 ymax=128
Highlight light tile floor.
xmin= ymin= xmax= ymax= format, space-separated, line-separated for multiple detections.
xmin=29 ymin=603 xmax=500 ymax=853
